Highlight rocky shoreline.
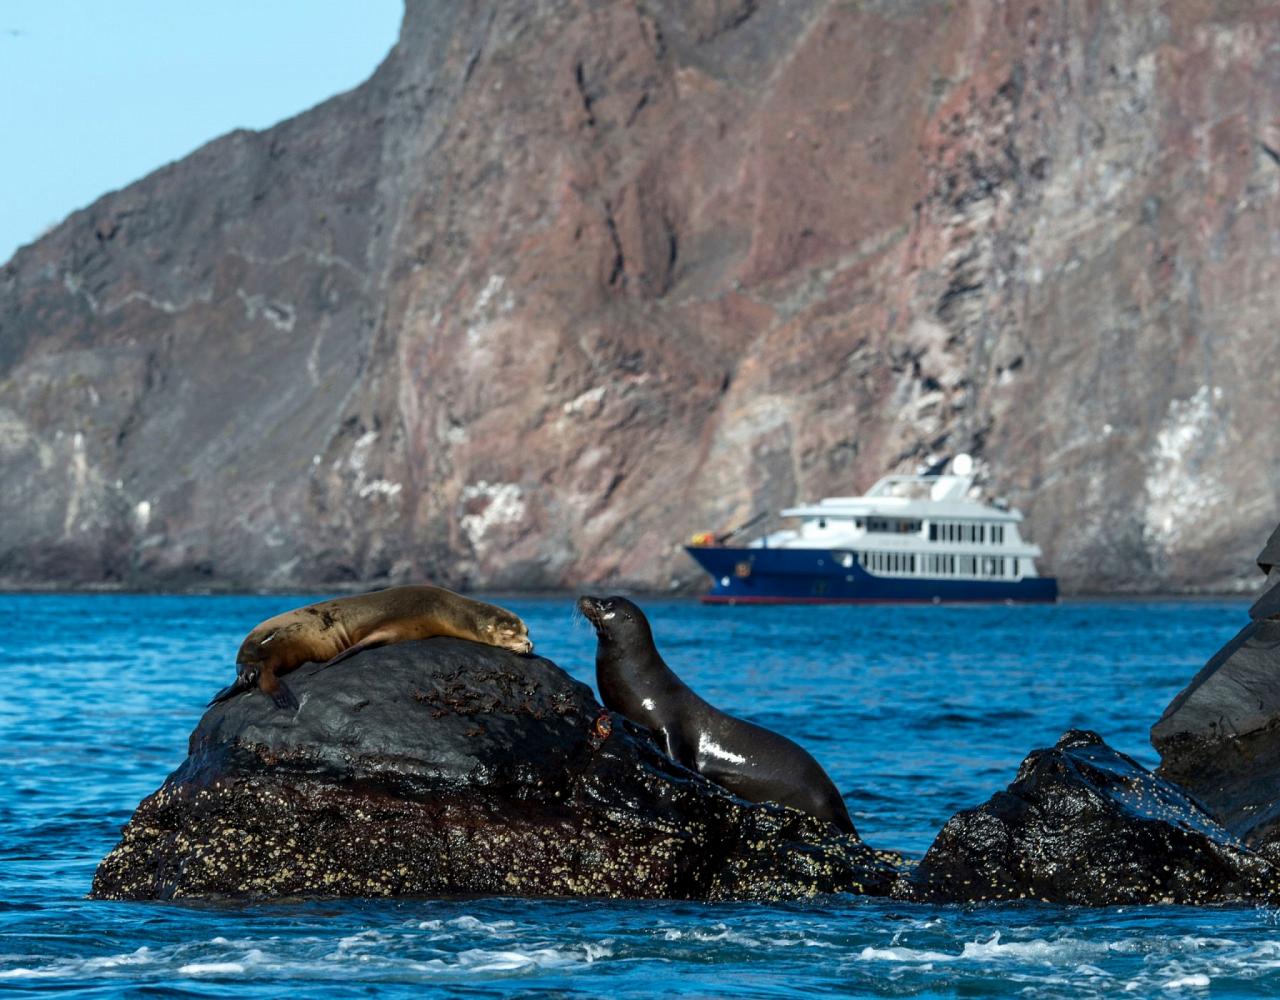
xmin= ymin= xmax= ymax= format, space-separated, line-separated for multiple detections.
xmin=91 ymin=525 xmax=1280 ymax=905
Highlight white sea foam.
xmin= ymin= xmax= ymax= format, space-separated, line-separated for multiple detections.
xmin=858 ymin=945 xmax=958 ymax=963
xmin=661 ymin=924 xmax=762 ymax=947
xmin=859 ymin=932 xmax=1101 ymax=964
xmin=178 ymin=961 xmax=247 ymax=975
xmin=1162 ymin=973 xmax=1211 ymax=989
xmin=0 ymin=946 xmax=154 ymax=979
xmin=0 ymin=967 xmax=61 ymax=979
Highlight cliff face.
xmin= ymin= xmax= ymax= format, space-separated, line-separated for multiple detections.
xmin=3 ymin=0 xmax=1280 ymax=592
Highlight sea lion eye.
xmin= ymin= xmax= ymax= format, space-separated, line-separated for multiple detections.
xmin=260 ymin=631 xmax=278 ymax=645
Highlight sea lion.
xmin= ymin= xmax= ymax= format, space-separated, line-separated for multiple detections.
xmin=578 ymin=594 xmax=856 ymax=834
xmin=212 ymin=585 xmax=533 ymax=709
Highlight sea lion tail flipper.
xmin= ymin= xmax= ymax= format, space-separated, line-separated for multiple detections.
xmin=208 ymin=678 xmax=249 ymax=706
xmin=269 ymin=680 xmax=299 ymax=711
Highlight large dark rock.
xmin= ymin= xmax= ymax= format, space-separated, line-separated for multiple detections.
xmin=90 ymin=638 xmax=898 ymax=901
xmin=1151 ymin=531 xmax=1280 ymax=856
xmin=905 ymin=730 xmax=1279 ymax=905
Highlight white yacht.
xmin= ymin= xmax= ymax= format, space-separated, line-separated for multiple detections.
xmin=685 ymin=455 xmax=1057 ymax=604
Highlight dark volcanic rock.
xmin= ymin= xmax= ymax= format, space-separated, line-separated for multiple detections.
xmin=1150 ymin=527 xmax=1280 ymax=855
xmin=90 ymin=638 xmax=898 ymax=901
xmin=906 ymin=730 xmax=1279 ymax=905
xmin=1152 ymin=617 xmax=1280 ymax=855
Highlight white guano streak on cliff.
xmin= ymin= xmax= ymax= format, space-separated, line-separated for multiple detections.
xmin=345 ymin=430 xmax=403 ymax=503
xmin=1143 ymin=385 xmax=1227 ymax=548
xmin=460 ymin=481 xmax=526 ymax=555
xmin=562 ymin=386 xmax=606 ymax=416
xmin=63 ymin=432 xmax=88 ymax=537
xmin=465 ymin=274 xmax=515 ymax=346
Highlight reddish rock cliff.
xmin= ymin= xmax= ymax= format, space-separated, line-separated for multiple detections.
xmin=3 ymin=0 xmax=1279 ymax=592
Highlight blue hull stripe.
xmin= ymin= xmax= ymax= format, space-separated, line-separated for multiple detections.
xmin=685 ymin=546 xmax=1058 ymax=604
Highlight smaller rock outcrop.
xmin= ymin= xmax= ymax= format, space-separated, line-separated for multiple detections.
xmin=90 ymin=638 xmax=898 ymax=902
xmin=1151 ymin=524 xmax=1280 ymax=856
xmin=905 ymin=730 xmax=1279 ymax=905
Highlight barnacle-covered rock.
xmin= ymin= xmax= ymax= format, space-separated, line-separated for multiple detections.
xmin=904 ymin=730 xmax=1280 ymax=905
xmin=90 ymin=637 xmax=898 ymax=901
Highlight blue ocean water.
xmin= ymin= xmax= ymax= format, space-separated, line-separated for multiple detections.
xmin=2 ymin=594 xmax=1279 ymax=997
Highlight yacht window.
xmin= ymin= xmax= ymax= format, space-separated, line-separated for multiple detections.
xmin=836 ymin=551 xmax=854 ymax=568
xmin=818 ymin=518 xmax=827 ymax=529
xmin=868 ymin=517 xmax=923 ymax=534
xmin=929 ymin=523 xmax=937 ymax=541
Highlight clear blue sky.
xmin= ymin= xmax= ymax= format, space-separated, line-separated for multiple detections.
xmin=0 ymin=1 xmax=403 ymax=264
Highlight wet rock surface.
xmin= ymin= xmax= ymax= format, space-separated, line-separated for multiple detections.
xmin=1150 ymin=531 xmax=1280 ymax=857
xmin=90 ymin=638 xmax=898 ymax=902
xmin=1151 ymin=618 xmax=1280 ymax=854
xmin=905 ymin=730 xmax=1280 ymax=905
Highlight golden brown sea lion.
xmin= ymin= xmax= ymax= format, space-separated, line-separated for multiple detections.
xmin=210 ymin=585 xmax=533 ymax=709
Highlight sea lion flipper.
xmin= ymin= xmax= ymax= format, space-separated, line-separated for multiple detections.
xmin=270 ymin=680 xmax=299 ymax=711
xmin=321 ymin=628 xmax=396 ymax=668
xmin=208 ymin=678 xmax=249 ymax=706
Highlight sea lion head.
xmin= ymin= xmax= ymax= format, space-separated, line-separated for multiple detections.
xmin=477 ymin=607 xmax=534 ymax=654
xmin=577 ymin=595 xmax=652 ymax=646
xmin=234 ymin=626 xmax=284 ymax=684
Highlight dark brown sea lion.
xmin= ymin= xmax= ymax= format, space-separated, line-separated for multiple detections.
xmin=212 ymin=585 xmax=532 ymax=709
xmin=578 ymin=595 xmax=856 ymax=834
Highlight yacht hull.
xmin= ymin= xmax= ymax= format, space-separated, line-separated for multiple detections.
xmin=685 ymin=546 xmax=1059 ymax=604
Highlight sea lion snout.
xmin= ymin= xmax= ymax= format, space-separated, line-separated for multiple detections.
xmin=504 ymin=631 xmax=534 ymax=654
xmin=577 ymin=595 xmax=610 ymax=627
xmin=578 ymin=595 xmax=640 ymax=633
xmin=480 ymin=615 xmax=533 ymax=653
